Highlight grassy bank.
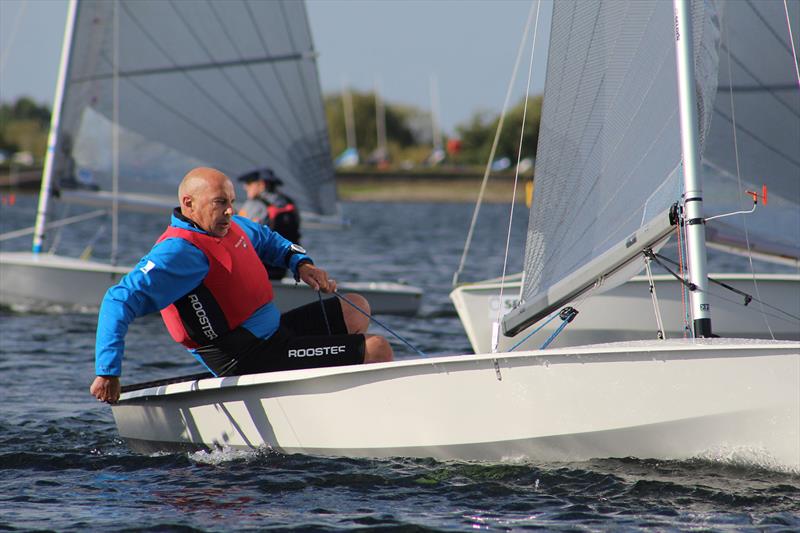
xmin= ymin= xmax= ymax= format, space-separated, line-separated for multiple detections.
xmin=337 ymin=174 xmax=528 ymax=203
xmin=0 ymin=168 xmax=531 ymax=204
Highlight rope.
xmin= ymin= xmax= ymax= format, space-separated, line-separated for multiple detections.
xmin=452 ymin=0 xmax=539 ymax=288
xmin=506 ymin=309 xmax=562 ymax=352
xmin=539 ymin=307 xmax=579 ymax=349
xmin=317 ymin=291 xmax=332 ymax=336
xmin=333 ymin=291 xmax=427 ymax=357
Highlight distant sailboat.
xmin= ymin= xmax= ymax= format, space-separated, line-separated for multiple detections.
xmin=110 ymin=0 xmax=798 ymax=470
xmin=0 ymin=0 xmax=421 ymax=315
xmin=451 ymin=0 xmax=800 ymax=352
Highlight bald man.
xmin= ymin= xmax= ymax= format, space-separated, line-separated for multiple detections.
xmin=90 ymin=167 xmax=392 ymax=404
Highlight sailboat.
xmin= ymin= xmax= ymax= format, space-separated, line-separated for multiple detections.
xmin=110 ymin=0 xmax=799 ymax=470
xmin=0 ymin=0 xmax=421 ymax=316
xmin=451 ymin=0 xmax=800 ymax=352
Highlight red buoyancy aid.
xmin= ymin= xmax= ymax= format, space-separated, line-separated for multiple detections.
xmin=267 ymin=202 xmax=296 ymax=221
xmin=157 ymin=221 xmax=273 ymax=349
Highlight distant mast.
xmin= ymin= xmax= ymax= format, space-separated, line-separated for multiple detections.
xmin=429 ymin=74 xmax=445 ymax=165
xmin=374 ymin=77 xmax=388 ymax=166
xmin=32 ymin=0 xmax=78 ymax=254
xmin=336 ymin=79 xmax=359 ymax=168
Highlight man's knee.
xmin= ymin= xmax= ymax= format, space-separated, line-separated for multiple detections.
xmin=364 ymin=335 xmax=393 ymax=363
xmin=341 ymin=293 xmax=370 ymax=333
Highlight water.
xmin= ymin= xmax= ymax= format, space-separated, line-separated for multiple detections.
xmin=1 ymin=195 xmax=798 ymax=531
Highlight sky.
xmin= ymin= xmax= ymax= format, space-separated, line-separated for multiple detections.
xmin=0 ymin=0 xmax=550 ymax=136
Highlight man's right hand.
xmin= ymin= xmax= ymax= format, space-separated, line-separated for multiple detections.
xmin=90 ymin=376 xmax=121 ymax=404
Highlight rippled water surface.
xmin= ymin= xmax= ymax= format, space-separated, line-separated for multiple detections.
xmin=1 ymin=195 xmax=798 ymax=531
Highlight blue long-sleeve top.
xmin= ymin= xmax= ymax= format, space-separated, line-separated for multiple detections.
xmin=95 ymin=210 xmax=311 ymax=377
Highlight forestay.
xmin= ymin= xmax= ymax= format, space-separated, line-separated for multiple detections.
xmin=503 ymin=0 xmax=723 ymax=336
xmin=53 ymin=0 xmax=337 ymax=217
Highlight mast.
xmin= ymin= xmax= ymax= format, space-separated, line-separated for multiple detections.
xmin=429 ymin=74 xmax=443 ymax=158
xmin=111 ymin=0 xmax=120 ymax=265
xmin=32 ymin=0 xmax=78 ymax=254
xmin=374 ymin=78 xmax=387 ymax=163
xmin=342 ymin=80 xmax=357 ymax=154
xmin=673 ymin=0 xmax=712 ymax=337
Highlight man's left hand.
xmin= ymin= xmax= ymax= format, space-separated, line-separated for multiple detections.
xmin=297 ymin=262 xmax=336 ymax=293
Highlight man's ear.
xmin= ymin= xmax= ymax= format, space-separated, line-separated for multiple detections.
xmin=180 ymin=195 xmax=192 ymax=211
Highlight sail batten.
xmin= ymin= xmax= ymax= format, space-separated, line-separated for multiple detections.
xmin=71 ymin=53 xmax=310 ymax=82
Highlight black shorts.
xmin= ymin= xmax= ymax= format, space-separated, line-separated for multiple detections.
xmin=222 ymin=296 xmax=365 ymax=376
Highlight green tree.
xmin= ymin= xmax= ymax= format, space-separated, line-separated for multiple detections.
xmin=454 ymin=95 xmax=542 ymax=166
xmin=0 ymin=97 xmax=51 ymax=161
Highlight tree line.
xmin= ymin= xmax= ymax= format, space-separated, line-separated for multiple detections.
xmin=0 ymin=93 xmax=542 ymax=170
xmin=324 ymin=90 xmax=542 ymax=168
xmin=0 ymin=97 xmax=50 ymax=161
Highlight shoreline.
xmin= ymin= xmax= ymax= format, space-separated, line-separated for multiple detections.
xmin=336 ymin=175 xmax=528 ymax=203
xmin=0 ymin=170 xmax=530 ymax=204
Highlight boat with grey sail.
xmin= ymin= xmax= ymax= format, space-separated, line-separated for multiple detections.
xmin=0 ymin=0 xmax=421 ymax=316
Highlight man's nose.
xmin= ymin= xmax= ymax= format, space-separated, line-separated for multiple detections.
xmin=225 ymin=205 xmax=234 ymax=216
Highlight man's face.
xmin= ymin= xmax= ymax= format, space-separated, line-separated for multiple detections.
xmin=244 ymin=180 xmax=265 ymax=199
xmin=186 ymin=178 xmax=236 ymax=237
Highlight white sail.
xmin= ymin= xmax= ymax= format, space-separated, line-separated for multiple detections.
xmin=53 ymin=0 xmax=337 ymax=216
xmin=1 ymin=0 xmax=423 ymax=315
xmin=703 ymin=0 xmax=800 ymax=264
xmin=504 ymin=0 xmax=723 ymax=335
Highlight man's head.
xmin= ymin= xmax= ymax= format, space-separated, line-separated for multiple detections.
xmin=178 ymin=167 xmax=236 ymax=237
xmin=237 ymin=168 xmax=283 ymax=197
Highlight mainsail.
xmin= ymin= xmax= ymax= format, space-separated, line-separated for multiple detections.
xmin=51 ymin=0 xmax=337 ymax=216
xmin=703 ymin=0 xmax=800 ymax=264
xmin=503 ymin=0 xmax=723 ymax=335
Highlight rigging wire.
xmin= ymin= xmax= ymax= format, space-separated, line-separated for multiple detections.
xmin=722 ymin=14 xmax=776 ymax=339
xmin=644 ymin=256 xmax=666 ymax=340
xmin=784 ymin=0 xmax=800 ymax=89
xmin=650 ymin=251 xmax=800 ymax=324
xmin=452 ymin=0 xmax=539 ymax=288
xmin=494 ymin=0 xmax=543 ymax=351
xmin=0 ymin=0 xmax=27 ymax=77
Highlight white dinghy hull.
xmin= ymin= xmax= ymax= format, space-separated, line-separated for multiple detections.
xmin=113 ymin=339 xmax=799 ymax=470
xmin=451 ymin=273 xmax=800 ymax=353
xmin=0 ymin=251 xmax=422 ymax=315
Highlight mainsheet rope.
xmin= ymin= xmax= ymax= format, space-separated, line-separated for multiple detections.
xmin=325 ymin=291 xmax=427 ymax=357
